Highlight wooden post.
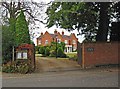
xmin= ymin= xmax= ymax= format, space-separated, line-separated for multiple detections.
xmin=56 ymin=37 xmax=57 ymax=58
xmin=82 ymin=43 xmax=85 ymax=69
xmin=55 ymin=35 xmax=58 ymax=58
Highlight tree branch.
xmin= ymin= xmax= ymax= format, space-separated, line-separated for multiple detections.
xmin=2 ymin=2 xmax=10 ymax=11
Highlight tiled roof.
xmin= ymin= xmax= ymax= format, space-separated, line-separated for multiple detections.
xmin=62 ymin=35 xmax=71 ymax=39
xmin=37 ymin=31 xmax=74 ymax=40
xmin=49 ymin=34 xmax=71 ymax=39
xmin=37 ymin=36 xmax=41 ymax=39
xmin=50 ymin=34 xmax=56 ymax=38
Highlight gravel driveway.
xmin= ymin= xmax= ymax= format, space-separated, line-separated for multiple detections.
xmin=35 ymin=57 xmax=81 ymax=72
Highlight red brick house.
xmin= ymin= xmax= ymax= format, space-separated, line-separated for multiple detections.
xmin=36 ymin=30 xmax=78 ymax=52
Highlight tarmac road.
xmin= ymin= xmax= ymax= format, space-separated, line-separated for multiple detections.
xmin=2 ymin=67 xmax=119 ymax=87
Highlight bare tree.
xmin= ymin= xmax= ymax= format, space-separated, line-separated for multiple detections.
xmin=1 ymin=0 xmax=50 ymax=40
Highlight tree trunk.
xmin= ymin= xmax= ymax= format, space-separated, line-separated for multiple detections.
xmin=12 ymin=46 xmax=15 ymax=61
xmin=96 ymin=2 xmax=109 ymax=42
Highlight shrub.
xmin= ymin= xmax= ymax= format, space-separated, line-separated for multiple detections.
xmin=61 ymin=53 xmax=67 ymax=58
xmin=2 ymin=60 xmax=33 ymax=74
xmin=17 ymin=63 xmax=29 ymax=74
xmin=35 ymin=46 xmax=39 ymax=52
xmin=49 ymin=50 xmax=56 ymax=57
xmin=74 ymin=55 xmax=78 ymax=61
xmin=59 ymin=42 xmax=65 ymax=51
xmin=38 ymin=46 xmax=45 ymax=55
xmin=2 ymin=25 xmax=14 ymax=63
xmin=69 ymin=54 xmax=78 ymax=61
xmin=57 ymin=47 xmax=63 ymax=57
xmin=57 ymin=47 xmax=66 ymax=58
xmin=45 ymin=47 xmax=50 ymax=56
xmin=3 ymin=63 xmax=14 ymax=73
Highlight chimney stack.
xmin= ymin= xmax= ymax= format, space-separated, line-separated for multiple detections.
xmin=54 ymin=29 xmax=57 ymax=34
xmin=41 ymin=32 xmax=43 ymax=35
xmin=62 ymin=31 xmax=64 ymax=35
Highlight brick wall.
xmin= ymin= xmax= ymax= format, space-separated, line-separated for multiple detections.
xmin=16 ymin=44 xmax=35 ymax=69
xmin=41 ymin=31 xmax=53 ymax=46
xmin=78 ymin=42 xmax=119 ymax=68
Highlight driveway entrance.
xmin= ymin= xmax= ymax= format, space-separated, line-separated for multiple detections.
xmin=35 ymin=56 xmax=81 ymax=73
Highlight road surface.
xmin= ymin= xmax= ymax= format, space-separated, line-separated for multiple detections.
xmin=2 ymin=67 xmax=119 ymax=87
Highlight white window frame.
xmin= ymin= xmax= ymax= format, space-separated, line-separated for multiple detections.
xmin=38 ymin=40 xmax=41 ymax=45
xmin=23 ymin=52 xmax=28 ymax=59
xmin=45 ymin=40 xmax=48 ymax=44
xmin=57 ymin=39 xmax=61 ymax=43
xmin=16 ymin=51 xmax=28 ymax=59
xmin=17 ymin=52 xmax=22 ymax=59
xmin=64 ymin=40 xmax=68 ymax=44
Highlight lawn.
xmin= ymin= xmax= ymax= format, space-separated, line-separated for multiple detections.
xmin=35 ymin=54 xmax=42 ymax=57
xmin=35 ymin=54 xmax=69 ymax=60
xmin=65 ymin=52 xmax=77 ymax=58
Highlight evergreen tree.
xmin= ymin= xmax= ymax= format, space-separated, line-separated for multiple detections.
xmin=2 ymin=25 xmax=14 ymax=63
xmin=9 ymin=18 xmax=16 ymax=45
xmin=57 ymin=47 xmax=66 ymax=58
xmin=15 ymin=10 xmax=30 ymax=46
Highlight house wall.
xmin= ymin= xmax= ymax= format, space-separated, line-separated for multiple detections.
xmin=37 ymin=31 xmax=53 ymax=46
xmin=37 ymin=31 xmax=78 ymax=52
xmin=70 ymin=33 xmax=78 ymax=51
xmin=41 ymin=31 xmax=53 ymax=46
xmin=37 ymin=38 xmax=41 ymax=46
xmin=57 ymin=32 xmax=63 ymax=43
xmin=78 ymin=42 xmax=119 ymax=68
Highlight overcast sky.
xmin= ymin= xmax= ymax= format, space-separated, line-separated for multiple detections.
xmin=32 ymin=0 xmax=85 ymax=45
